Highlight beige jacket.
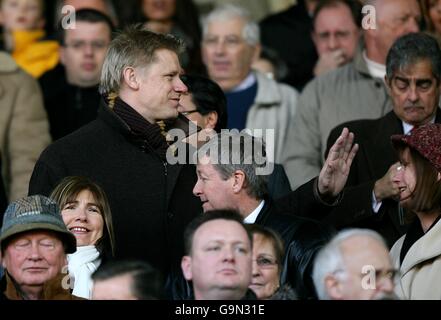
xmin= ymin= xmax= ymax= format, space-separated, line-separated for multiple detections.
xmin=390 ymin=218 xmax=441 ymax=300
xmin=0 ymin=52 xmax=51 ymax=200
xmin=245 ymin=71 xmax=299 ymax=163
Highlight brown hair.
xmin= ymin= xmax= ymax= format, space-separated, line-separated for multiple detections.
xmin=396 ymin=144 xmax=441 ymax=213
xmin=50 ymin=176 xmax=115 ymax=258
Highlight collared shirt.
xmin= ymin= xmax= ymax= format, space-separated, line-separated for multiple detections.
xmin=243 ymin=200 xmax=265 ymax=224
xmin=229 ymin=73 xmax=257 ymax=93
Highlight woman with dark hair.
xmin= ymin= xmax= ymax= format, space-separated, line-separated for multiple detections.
xmin=179 ymin=74 xmax=227 ymax=133
xmin=137 ymin=0 xmax=206 ymax=75
xmin=50 ymin=176 xmax=115 ymax=299
xmin=390 ymin=123 xmax=441 ymax=299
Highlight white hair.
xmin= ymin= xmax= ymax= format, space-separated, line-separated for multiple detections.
xmin=202 ymin=4 xmax=260 ymax=46
xmin=312 ymin=228 xmax=387 ymax=300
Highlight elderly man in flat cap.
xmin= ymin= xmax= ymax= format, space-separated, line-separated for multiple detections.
xmin=0 ymin=195 xmax=80 ymax=300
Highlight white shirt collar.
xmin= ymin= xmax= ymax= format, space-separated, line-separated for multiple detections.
xmin=363 ymin=50 xmax=386 ymax=80
xmin=229 ymin=73 xmax=257 ymax=93
xmin=402 ymin=116 xmax=436 ymax=135
xmin=243 ymin=200 xmax=265 ymax=224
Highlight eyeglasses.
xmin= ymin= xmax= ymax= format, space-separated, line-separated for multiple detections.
xmin=253 ymin=257 xmax=278 ymax=269
xmin=64 ymin=41 xmax=109 ymax=52
xmin=179 ymin=110 xmax=200 ymax=116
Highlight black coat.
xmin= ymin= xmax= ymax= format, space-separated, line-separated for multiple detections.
xmin=28 ymin=101 xmax=203 ymax=275
xmin=259 ymin=1 xmax=317 ymax=90
xmin=38 ymin=64 xmax=101 ymax=140
xmin=324 ymin=110 xmax=441 ymax=246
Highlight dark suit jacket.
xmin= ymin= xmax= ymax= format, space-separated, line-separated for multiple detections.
xmin=324 ymin=110 xmax=441 ymax=246
xmin=268 ymin=163 xmax=291 ymax=200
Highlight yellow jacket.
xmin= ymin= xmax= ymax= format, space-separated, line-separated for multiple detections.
xmin=12 ymin=30 xmax=59 ymax=78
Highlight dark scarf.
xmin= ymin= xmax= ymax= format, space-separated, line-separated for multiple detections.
xmin=112 ymin=96 xmax=169 ymax=160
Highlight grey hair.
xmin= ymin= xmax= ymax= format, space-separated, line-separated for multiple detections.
xmin=99 ymin=24 xmax=185 ymax=95
xmin=386 ymin=32 xmax=441 ymax=82
xmin=196 ymin=131 xmax=268 ymax=200
xmin=312 ymin=228 xmax=387 ymax=300
xmin=202 ymin=4 xmax=260 ymax=46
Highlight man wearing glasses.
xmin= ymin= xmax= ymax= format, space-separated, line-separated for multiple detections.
xmin=39 ymin=9 xmax=114 ymax=140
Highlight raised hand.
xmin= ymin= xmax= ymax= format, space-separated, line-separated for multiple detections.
xmin=318 ymin=127 xmax=359 ymax=197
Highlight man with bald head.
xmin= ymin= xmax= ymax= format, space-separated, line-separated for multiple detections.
xmin=282 ymin=0 xmax=421 ymax=190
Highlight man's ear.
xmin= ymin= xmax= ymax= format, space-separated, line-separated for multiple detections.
xmin=181 ymin=256 xmax=193 ymax=281
xmin=385 ymin=76 xmax=392 ymax=94
xmin=37 ymin=17 xmax=46 ymax=29
xmin=324 ymin=274 xmax=344 ymax=300
xmin=122 ymin=67 xmax=140 ymax=90
xmin=232 ymin=170 xmax=246 ymax=193
xmin=437 ymin=171 xmax=441 ymax=182
xmin=204 ymin=111 xmax=218 ymax=130
xmin=59 ymin=45 xmax=66 ymax=66
xmin=251 ymin=43 xmax=262 ymax=64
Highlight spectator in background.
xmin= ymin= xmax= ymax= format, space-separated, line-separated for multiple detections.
xmin=259 ymin=0 xmax=319 ymax=91
xmin=421 ymin=0 xmax=441 ymax=43
xmin=0 ymin=0 xmax=59 ymax=77
xmin=39 ymin=9 xmax=114 ymax=140
xmin=201 ymin=4 xmax=299 ymax=163
xmin=136 ymin=0 xmax=205 ymax=75
xmin=282 ymin=0 xmax=421 ymax=190
xmin=311 ymin=0 xmax=362 ymax=77
xmin=50 ymin=176 xmax=115 ymax=299
xmin=0 ymin=195 xmax=79 ymax=300
xmin=313 ymin=229 xmax=397 ymax=300
xmin=251 ymin=46 xmax=289 ymax=81
xmin=0 ymin=51 xmax=50 ymax=203
xmin=181 ymin=210 xmax=255 ymax=300
xmin=92 ymin=260 xmax=164 ymax=300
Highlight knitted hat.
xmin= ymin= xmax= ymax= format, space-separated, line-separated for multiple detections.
xmin=0 ymin=195 xmax=76 ymax=253
xmin=391 ymin=123 xmax=441 ymax=172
